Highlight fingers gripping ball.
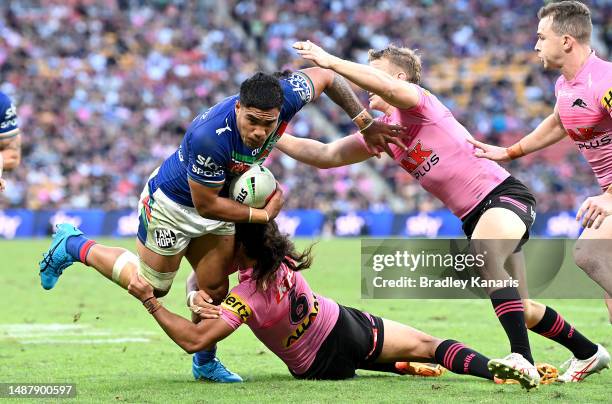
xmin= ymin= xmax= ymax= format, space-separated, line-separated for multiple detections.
xmin=229 ymin=165 xmax=277 ymax=208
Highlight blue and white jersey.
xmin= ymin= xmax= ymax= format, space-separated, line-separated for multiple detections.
xmin=0 ymin=92 xmax=19 ymax=139
xmin=153 ymin=71 xmax=315 ymax=207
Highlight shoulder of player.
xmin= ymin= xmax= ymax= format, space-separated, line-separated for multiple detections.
xmin=279 ymin=70 xmax=315 ymax=103
xmin=221 ymin=289 xmax=254 ymax=322
xmin=190 ymin=104 xmax=237 ymax=139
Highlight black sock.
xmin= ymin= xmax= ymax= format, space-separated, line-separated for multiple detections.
xmin=490 ymin=287 xmax=534 ymax=364
xmin=359 ymin=362 xmax=404 ymax=375
xmin=529 ymin=306 xmax=598 ymax=360
xmin=434 ymin=339 xmax=492 ymax=380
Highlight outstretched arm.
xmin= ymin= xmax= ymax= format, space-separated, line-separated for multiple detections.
xmin=276 ymin=133 xmax=372 ymax=169
xmin=128 ymin=272 xmax=233 ymax=353
xmin=299 ymin=67 xmax=406 ymax=157
xmin=294 ymin=41 xmax=420 ymax=109
xmin=467 ymin=108 xmax=566 ymax=162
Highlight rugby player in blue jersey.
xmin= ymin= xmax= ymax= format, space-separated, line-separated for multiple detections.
xmin=39 ymin=68 xmax=403 ymax=382
xmin=0 ymin=91 xmax=21 ymax=192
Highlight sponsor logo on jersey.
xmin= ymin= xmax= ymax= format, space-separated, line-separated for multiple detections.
xmin=601 ymin=86 xmax=612 ymax=111
xmin=576 ymin=134 xmax=612 ymax=150
xmin=284 ymin=296 xmax=319 ymax=348
xmin=222 ymin=293 xmax=252 ymax=322
xmin=286 ymin=72 xmax=313 ymax=103
xmin=566 ymin=126 xmax=606 ymax=142
xmin=193 ymin=155 xmax=225 ymax=177
xmin=215 ymin=118 xmax=232 ymax=136
xmin=399 ymin=141 xmax=440 ymax=180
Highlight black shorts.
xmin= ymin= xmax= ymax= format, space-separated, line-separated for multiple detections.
xmin=461 ymin=176 xmax=536 ymax=252
xmin=292 ymin=304 xmax=385 ymax=380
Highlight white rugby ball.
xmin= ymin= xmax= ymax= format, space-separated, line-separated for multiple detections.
xmin=229 ymin=165 xmax=277 ymax=208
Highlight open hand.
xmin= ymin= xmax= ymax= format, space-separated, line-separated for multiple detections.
xmin=293 ymin=40 xmax=336 ymax=69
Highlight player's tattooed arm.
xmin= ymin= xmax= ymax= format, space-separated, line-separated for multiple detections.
xmin=0 ymin=133 xmax=21 ymax=170
xmin=300 ymin=67 xmax=405 ymax=157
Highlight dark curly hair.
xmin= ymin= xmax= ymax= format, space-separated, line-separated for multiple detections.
xmin=239 ymin=72 xmax=284 ymax=110
xmin=234 ymin=221 xmax=314 ymax=291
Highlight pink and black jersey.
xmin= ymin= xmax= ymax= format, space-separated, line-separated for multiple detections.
xmin=220 ymin=262 xmax=339 ymax=375
xmin=554 ymin=52 xmax=612 ymax=190
xmin=361 ymin=85 xmax=510 ymax=218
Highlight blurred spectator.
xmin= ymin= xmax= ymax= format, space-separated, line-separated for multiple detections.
xmin=0 ymin=0 xmax=610 ymax=218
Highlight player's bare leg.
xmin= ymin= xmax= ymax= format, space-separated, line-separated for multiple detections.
xmin=183 ymin=232 xmax=242 ymax=383
xmin=573 ymin=216 xmax=612 ymax=296
xmin=467 ymin=208 xmax=541 ymax=388
xmin=365 ymin=319 xmax=493 ymax=381
xmin=504 ymin=236 xmax=608 ymax=383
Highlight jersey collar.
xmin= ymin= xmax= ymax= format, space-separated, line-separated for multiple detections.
xmin=566 ymin=50 xmax=597 ymax=85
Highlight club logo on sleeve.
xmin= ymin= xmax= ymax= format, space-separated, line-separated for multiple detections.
xmin=286 ymin=72 xmax=313 ymax=103
xmin=601 ymin=86 xmax=612 ymax=111
xmin=221 ymin=293 xmax=252 ymax=322
xmin=154 ymin=228 xmax=177 ymax=249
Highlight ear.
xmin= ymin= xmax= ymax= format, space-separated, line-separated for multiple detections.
xmin=397 ymin=71 xmax=408 ymax=81
xmin=562 ymin=35 xmax=573 ymax=51
xmin=235 ymin=100 xmax=241 ymax=115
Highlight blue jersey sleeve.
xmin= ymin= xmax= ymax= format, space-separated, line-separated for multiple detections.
xmin=0 ymin=92 xmax=19 ymax=139
xmin=186 ymin=121 xmax=230 ymax=187
xmin=279 ymin=71 xmax=315 ymax=120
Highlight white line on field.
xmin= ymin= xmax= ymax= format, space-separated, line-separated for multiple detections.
xmin=0 ymin=323 xmax=155 ymax=344
xmin=20 ymin=338 xmax=150 ymax=344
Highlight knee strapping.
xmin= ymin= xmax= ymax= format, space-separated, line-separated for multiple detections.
xmin=138 ymin=260 xmax=178 ymax=293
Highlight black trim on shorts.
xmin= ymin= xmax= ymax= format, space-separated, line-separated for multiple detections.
xmin=291 ymin=304 xmax=385 ymax=380
xmin=461 ymin=176 xmax=536 ymax=252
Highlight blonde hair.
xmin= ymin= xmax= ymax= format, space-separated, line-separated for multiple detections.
xmin=367 ymin=45 xmax=422 ymax=84
xmin=538 ymin=1 xmax=592 ymax=44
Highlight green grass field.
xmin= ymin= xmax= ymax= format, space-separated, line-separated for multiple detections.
xmin=1 ymin=238 xmax=610 ymax=403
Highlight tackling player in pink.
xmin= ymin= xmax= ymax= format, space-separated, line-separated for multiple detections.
xmin=280 ymin=37 xmax=607 ymax=388
xmin=467 ymin=1 xmax=612 ymax=325
xmin=357 ymin=84 xmax=509 ymax=218
xmin=127 ymin=221 xmax=501 ymax=383
xmin=220 ymin=262 xmax=339 ymax=375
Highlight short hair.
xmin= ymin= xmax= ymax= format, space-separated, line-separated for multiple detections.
xmin=239 ymin=72 xmax=284 ymax=110
xmin=537 ymin=1 xmax=592 ymax=44
xmin=367 ymin=45 xmax=422 ymax=84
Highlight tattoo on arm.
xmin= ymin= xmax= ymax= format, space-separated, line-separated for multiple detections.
xmin=323 ymin=73 xmax=364 ymax=119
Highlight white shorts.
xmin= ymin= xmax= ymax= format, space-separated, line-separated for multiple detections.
xmin=137 ymin=168 xmax=235 ymax=256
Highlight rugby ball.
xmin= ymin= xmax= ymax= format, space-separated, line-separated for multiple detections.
xmin=229 ymin=165 xmax=277 ymax=208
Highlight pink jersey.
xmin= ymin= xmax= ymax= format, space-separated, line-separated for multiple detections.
xmin=220 ymin=261 xmax=339 ymax=375
xmin=361 ymin=85 xmax=510 ymax=218
xmin=554 ymin=52 xmax=612 ymax=190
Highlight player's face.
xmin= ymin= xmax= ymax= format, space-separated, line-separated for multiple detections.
xmin=235 ymin=102 xmax=281 ymax=149
xmin=535 ymin=16 xmax=565 ymax=70
xmin=368 ymin=59 xmax=398 ymax=113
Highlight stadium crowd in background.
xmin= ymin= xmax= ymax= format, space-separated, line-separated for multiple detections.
xmin=0 ymin=0 xmax=610 ymax=219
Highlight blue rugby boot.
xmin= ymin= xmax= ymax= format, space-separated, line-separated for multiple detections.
xmin=39 ymin=223 xmax=83 ymax=290
xmin=192 ymin=355 xmax=243 ymax=383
